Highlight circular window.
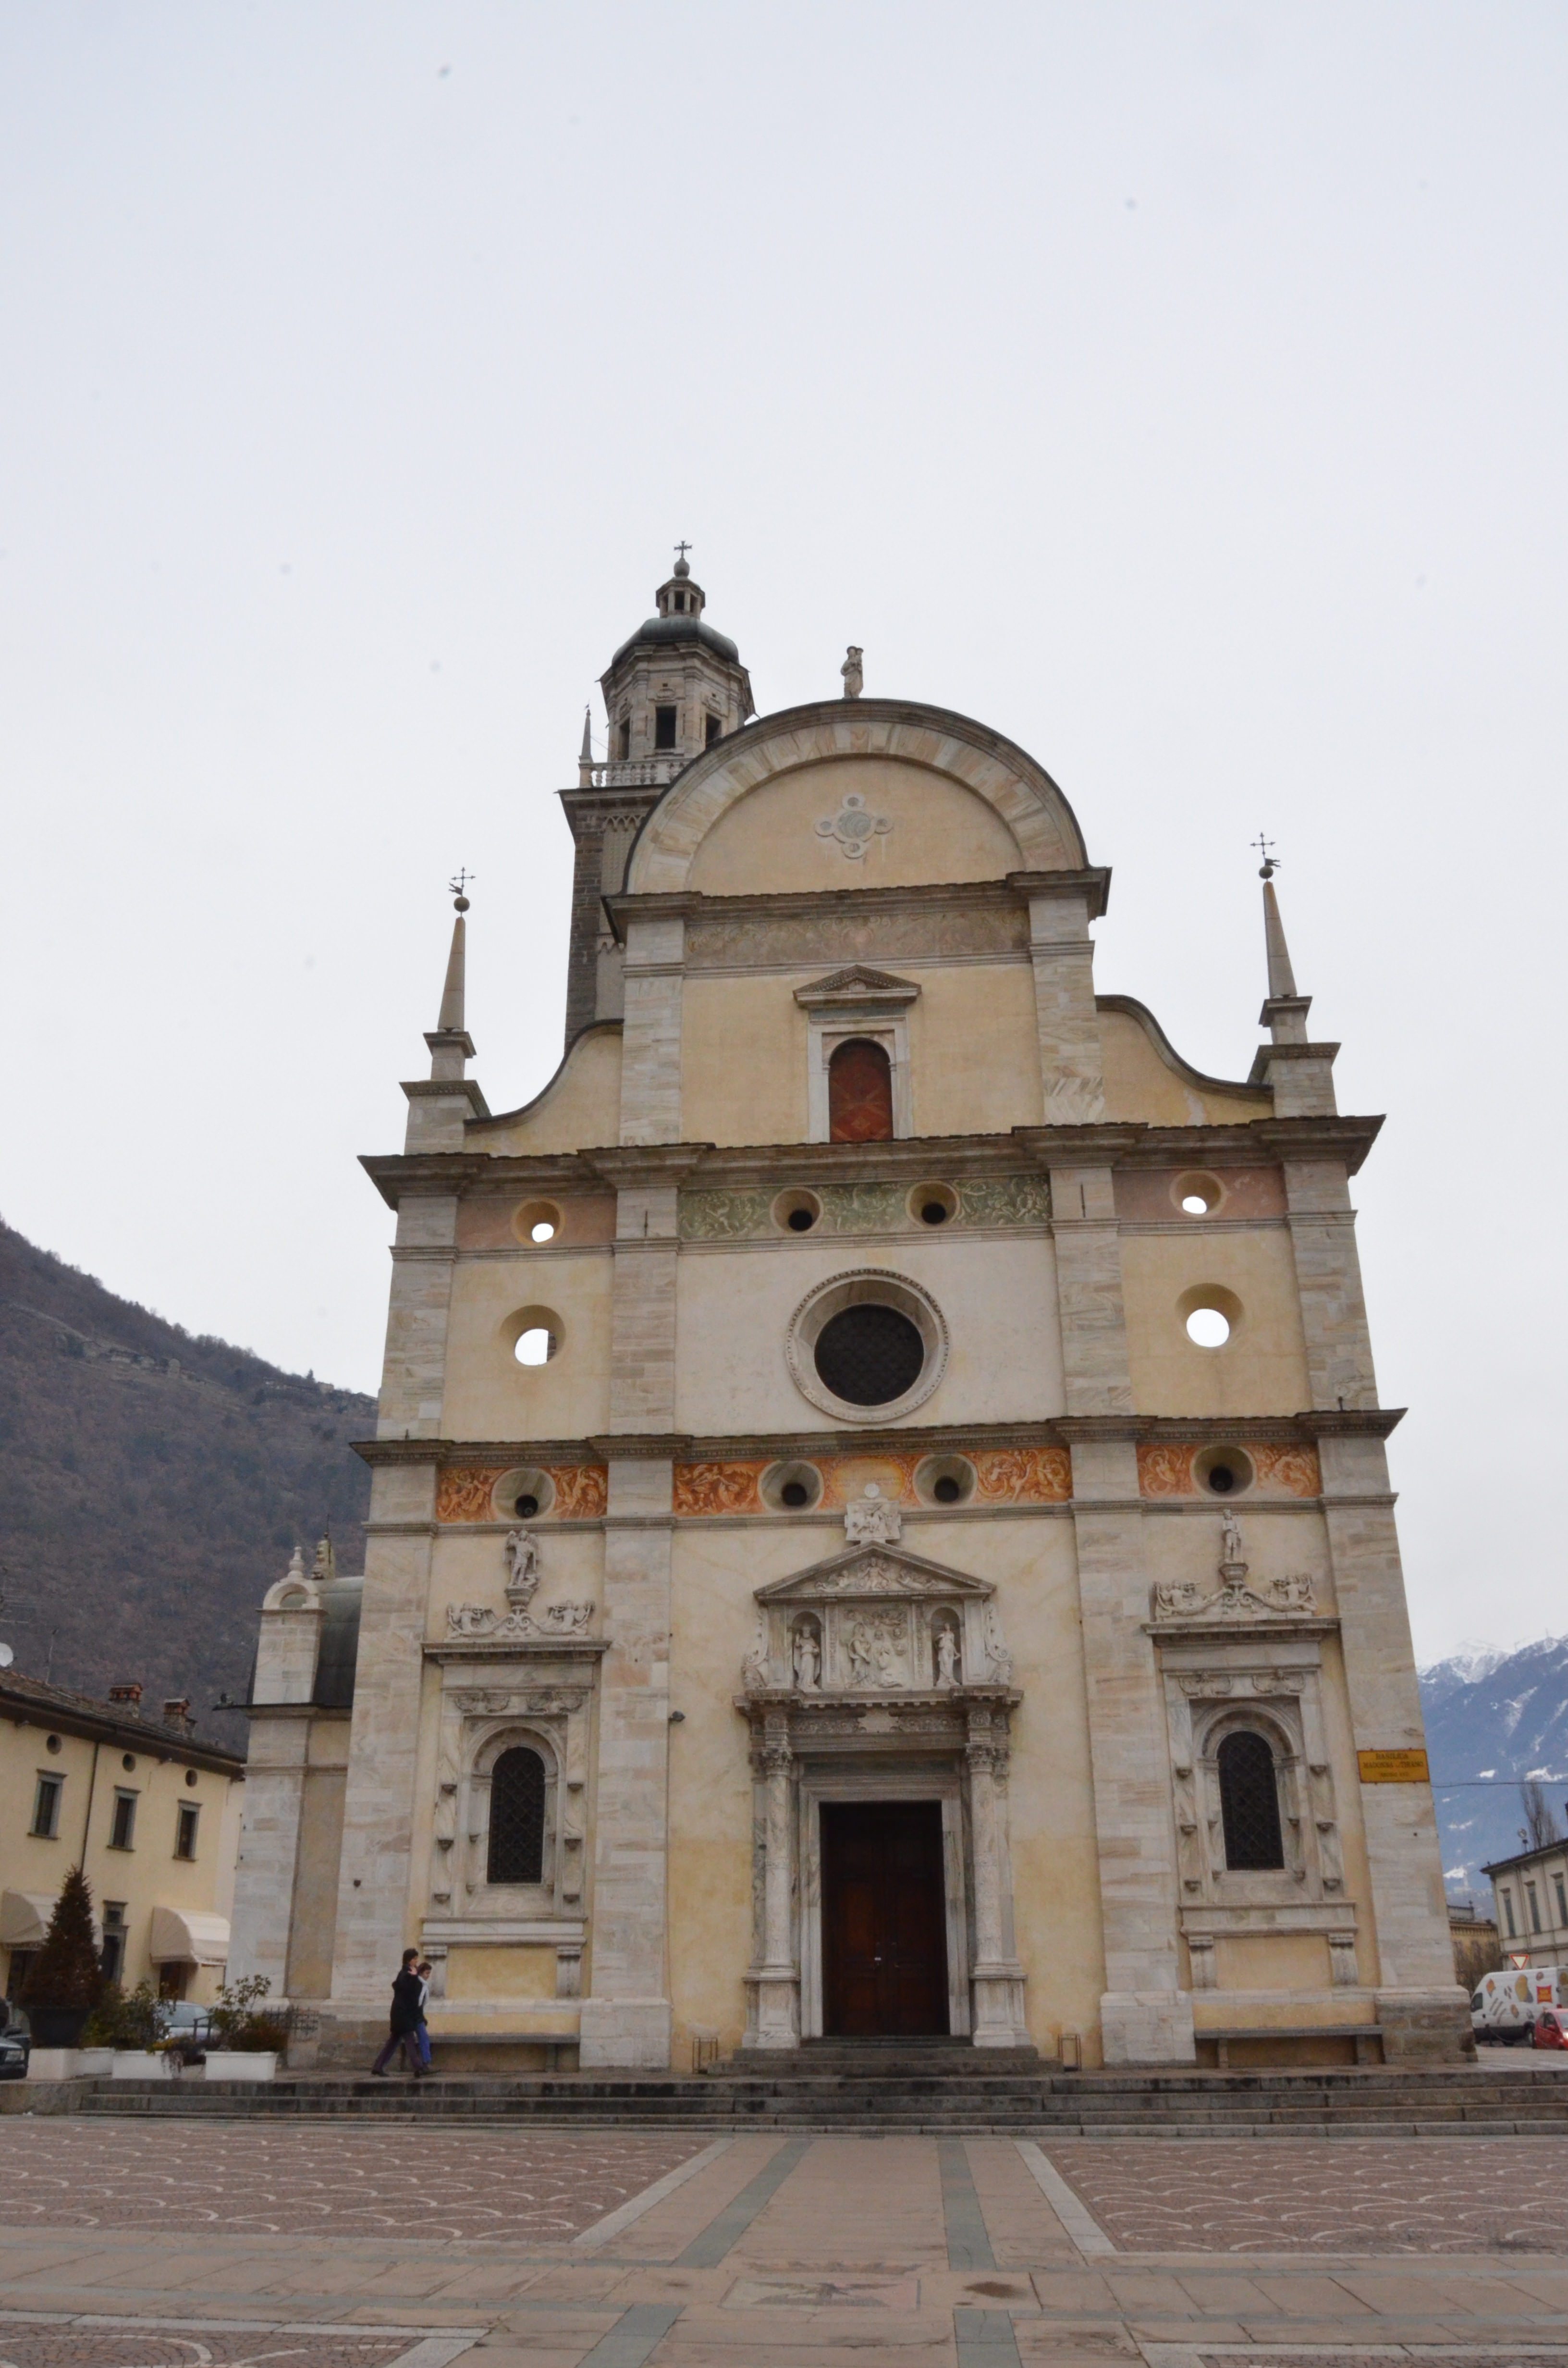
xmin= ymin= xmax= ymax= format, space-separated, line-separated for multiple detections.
xmin=1173 ymin=1172 xmax=1224 ymax=1217
xmin=907 ymin=1182 xmax=958 ymax=1227
xmin=760 ymin=1460 xmax=823 ymax=1512
xmin=490 ymin=1466 xmax=557 ymax=1521
xmin=915 ymin=1453 xmax=976 ymax=1507
xmin=1194 ymin=1444 xmax=1254 ymax=1496
xmin=185 ymin=1768 xmax=199 ymax=1788
xmin=122 ymin=1754 xmax=136 ymax=1773
xmin=785 ymin=1270 xmax=948 ymax=1421
xmin=815 ymin=1305 xmax=924 ymax=1404
xmin=1178 ymin=1284 xmax=1241 ymax=1350
xmin=504 ymin=1305 xmax=564 ymax=1368
xmin=513 ymin=1198 xmax=563 ymax=1245
xmin=772 ymin=1188 xmax=822 ymax=1234
xmin=46 ymin=1733 xmax=61 ymax=1755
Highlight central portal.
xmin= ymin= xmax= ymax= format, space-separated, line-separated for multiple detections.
xmin=820 ymin=1800 xmax=949 ymax=2036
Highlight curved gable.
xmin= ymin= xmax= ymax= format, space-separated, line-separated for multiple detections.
xmin=624 ymin=700 xmax=1090 ymax=896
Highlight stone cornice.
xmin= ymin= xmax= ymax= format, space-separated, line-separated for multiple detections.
xmin=400 ymin=1078 xmax=491 ymax=1120
xmin=601 ymin=870 xmax=1111 ymax=947
xmin=357 ymin=1113 xmax=1385 ymax=1207
xmin=352 ymin=1406 xmax=1403 ymax=1471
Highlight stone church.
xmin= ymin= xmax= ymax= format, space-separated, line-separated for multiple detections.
xmin=231 ymin=557 xmax=1466 ymax=2071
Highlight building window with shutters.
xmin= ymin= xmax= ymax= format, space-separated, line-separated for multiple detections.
xmin=1216 ymin=1729 xmax=1286 ymax=1871
xmin=30 ymin=1775 xmax=63 ymax=1839
xmin=109 ymin=1790 xmax=138 ymax=1850
xmin=174 ymin=1803 xmax=200 ymax=1861
xmin=1527 ymin=1881 xmax=1542 ymax=1933
xmin=487 ymin=1747 xmax=547 ymax=1885
xmin=1502 ymin=1888 xmax=1517 ymax=1937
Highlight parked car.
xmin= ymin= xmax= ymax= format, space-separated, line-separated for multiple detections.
xmin=0 ymin=2018 xmax=29 ymax=2080
xmin=1473 ymin=1966 xmax=1568 ymax=2044
xmin=1532 ymin=2009 xmax=1567 ymax=2050
xmin=164 ymin=2002 xmax=211 ymax=2043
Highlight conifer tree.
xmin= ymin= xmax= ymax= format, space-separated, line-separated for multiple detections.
xmin=18 ymin=1866 xmax=103 ymax=2011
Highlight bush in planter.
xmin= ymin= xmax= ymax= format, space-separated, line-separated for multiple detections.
xmin=18 ymin=1868 xmax=103 ymax=2047
xmin=208 ymin=1974 xmax=287 ymax=2054
xmin=83 ymin=1982 xmax=172 ymax=2052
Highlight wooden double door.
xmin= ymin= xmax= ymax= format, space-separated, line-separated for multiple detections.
xmin=821 ymin=1800 xmax=950 ymax=2036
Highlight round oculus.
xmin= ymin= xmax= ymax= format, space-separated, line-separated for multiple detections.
xmin=812 ymin=1303 xmax=925 ymax=1407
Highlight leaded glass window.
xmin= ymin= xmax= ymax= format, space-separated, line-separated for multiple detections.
xmin=487 ymin=1747 xmax=547 ymax=1885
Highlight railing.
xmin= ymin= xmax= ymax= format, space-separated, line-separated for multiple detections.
xmin=582 ymin=757 xmax=686 ymax=789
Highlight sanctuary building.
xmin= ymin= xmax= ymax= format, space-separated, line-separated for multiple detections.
xmin=231 ymin=558 xmax=1466 ymax=2071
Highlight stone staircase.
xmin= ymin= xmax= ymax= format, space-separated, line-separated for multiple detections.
xmin=74 ymin=2040 xmax=1568 ymax=2134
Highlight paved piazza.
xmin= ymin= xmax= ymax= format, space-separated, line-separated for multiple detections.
xmin=1 ymin=2119 xmax=1568 ymax=2368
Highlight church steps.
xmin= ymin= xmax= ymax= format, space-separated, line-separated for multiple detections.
xmin=74 ymin=2067 xmax=1568 ymax=2134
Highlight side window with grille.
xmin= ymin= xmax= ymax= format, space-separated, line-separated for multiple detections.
xmin=487 ymin=1747 xmax=547 ymax=1885
xmin=1216 ymin=1729 xmax=1285 ymax=1871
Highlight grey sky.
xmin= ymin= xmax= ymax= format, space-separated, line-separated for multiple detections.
xmin=2 ymin=4 xmax=1563 ymax=1660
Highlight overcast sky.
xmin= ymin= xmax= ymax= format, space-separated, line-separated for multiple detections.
xmin=3 ymin=3 xmax=1563 ymax=1663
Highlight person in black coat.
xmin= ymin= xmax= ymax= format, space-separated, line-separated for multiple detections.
xmin=370 ymin=1949 xmax=428 ymax=2077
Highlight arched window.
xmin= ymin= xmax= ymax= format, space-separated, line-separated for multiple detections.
xmin=1216 ymin=1729 xmax=1285 ymax=1870
xmin=487 ymin=1747 xmax=547 ymax=1885
xmin=828 ymin=1038 xmax=894 ymax=1143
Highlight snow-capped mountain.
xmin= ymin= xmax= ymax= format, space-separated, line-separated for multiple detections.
xmin=1418 ymin=1637 xmax=1568 ymax=1901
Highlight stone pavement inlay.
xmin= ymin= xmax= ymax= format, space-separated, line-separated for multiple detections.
xmin=0 ymin=2329 xmax=419 ymax=2368
xmin=1042 ymin=2139 xmax=1568 ymax=2254
xmin=0 ymin=2129 xmax=707 ymax=2246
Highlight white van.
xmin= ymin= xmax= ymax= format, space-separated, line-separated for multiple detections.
xmin=1472 ymin=1965 xmax=1568 ymax=2044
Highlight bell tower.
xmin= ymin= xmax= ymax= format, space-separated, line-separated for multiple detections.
xmin=558 ymin=551 xmax=754 ymax=1044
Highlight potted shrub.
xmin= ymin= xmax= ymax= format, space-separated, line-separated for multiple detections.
xmin=90 ymin=1980 xmax=175 ymax=2077
xmin=204 ymin=1975 xmax=286 ymax=2082
xmin=18 ymin=1868 xmax=102 ymax=2054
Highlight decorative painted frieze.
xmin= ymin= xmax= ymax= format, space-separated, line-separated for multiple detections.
xmin=672 ymin=1443 xmax=1072 ymax=1517
xmin=436 ymin=1463 xmax=608 ymax=1522
xmin=1137 ymin=1442 xmax=1322 ymax=1499
xmin=678 ymin=1173 xmax=1051 ymax=1242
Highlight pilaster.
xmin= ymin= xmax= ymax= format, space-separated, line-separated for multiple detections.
xmin=228 ymin=1715 xmax=308 ymax=1997
xmin=328 ymin=1459 xmax=438 ymax=2005
xmin=578 ymin=1454 xmax=675 ymax=2069
xmin=1052 ymin=1157 xmax=1192 ymax=2064
xmin=1028 ymin=887 xmax=1106 ymax=1123
xmin=1319 ymin=1429 xmax=1468 ymax=2051
xmin=1281 ymin=1159 xmax=1379 ymax=1411
xmin=619 ymin=914 xmax=686 ymax=1145
xmin=375 ymin=1194 xmax=459 ymax=1440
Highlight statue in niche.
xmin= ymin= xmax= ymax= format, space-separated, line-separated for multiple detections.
xmin=1220 ymin=1511 xmax=1244 ymax=1571
xmin=505 ymin=1529 xmax=541 ymax=1606
xmin=793 ymin=1623 xmax=821 ymax=1692
xmin=934 ymin=1622 xmax=960 ymax=1690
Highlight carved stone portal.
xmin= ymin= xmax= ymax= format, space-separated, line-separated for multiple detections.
xmin=735 ymin=1542 xmax=1027 ymax=2052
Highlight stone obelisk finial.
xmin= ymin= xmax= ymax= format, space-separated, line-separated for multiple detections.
xmin=1246 ymin=838 xmax=1338 ymax=1117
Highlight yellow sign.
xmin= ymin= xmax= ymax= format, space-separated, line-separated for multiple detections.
xmin=1357 ymin=1747 xmax=1430 ymax=1784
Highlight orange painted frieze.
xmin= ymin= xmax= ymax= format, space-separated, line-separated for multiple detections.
xmin=674 ymin=1460 xmax=766 ymax=1517
xmin=436 ymin=1462 xmax=607 ymax=1522
xmin=1137 ymin=1445 xmax=1197 ymax=1497
xmin=971 ymin=1446 xmax=1072 ymax=1504
xmin=1250 ymin=1443 xmax=1322 ymax=1497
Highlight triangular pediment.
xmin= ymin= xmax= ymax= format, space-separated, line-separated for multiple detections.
xmin=756 ymin=1542 xmax=994 ymax=1604
xmin=793 ymin=964 xmax=920 ymax=1009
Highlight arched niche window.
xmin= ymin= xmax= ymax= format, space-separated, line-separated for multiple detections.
xmin=1216 ymin=1729 xmax=1285 ymax=1871
xmin=487 ymin=1746 xmax=547 ymax=1885
xmin=828 ymin=1038 xmax=894 ymax=1144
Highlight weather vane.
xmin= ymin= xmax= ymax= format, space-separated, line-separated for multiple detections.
xmin=1252 ymin=833 xmax=1280 ymax=881
xmin=449 ymin=868 xmax=474 ymax=912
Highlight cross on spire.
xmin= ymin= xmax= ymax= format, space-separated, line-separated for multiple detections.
xmin=1251 ymin=833 xmax=1279 ymax=881
xmin=448 ymin=868 xmax=474 ymax=911
xmin=674 ymin=541 xmax=691 ymax=565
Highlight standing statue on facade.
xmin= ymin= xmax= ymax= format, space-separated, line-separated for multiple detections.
xmin=1220 ymin=1511 xmax=1245 ymax=1571
xmin=793 ymin=1624 xmax=821 ymax=1691
xmin=841 ymin=645 xmax=864 ymax=699
xmin=504 ymin=1528 xmax=541 ymax=1608
xmin=934 ymin=1623 xmax=960 ymax=1690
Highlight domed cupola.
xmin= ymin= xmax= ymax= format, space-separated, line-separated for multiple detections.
xmin=599 ymin=547 xmax=755 ymax=772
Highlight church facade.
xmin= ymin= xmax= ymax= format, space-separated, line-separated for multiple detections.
xmin=231 ymin=559 xmax=1467 ymax=2071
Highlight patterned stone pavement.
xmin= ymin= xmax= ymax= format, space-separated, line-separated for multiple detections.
xmin=0 ymin=2326 xmax=417 ymax=2368
xmin=0 ymin=2126 xmax=1567 ymax=2367
xmin=1044 ymin=2136 xmax=1568 ymax=2254
xmin=0 ymin=2126 xmax=707 ymax=2243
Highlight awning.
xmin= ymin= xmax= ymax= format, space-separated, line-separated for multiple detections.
xmin=149 ymin=1908 xmax=230 ymax=1966
xmin=0 ymin=1891 xmax=57 ymax=1949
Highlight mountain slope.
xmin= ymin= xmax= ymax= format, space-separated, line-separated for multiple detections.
xmin=0 ymin=1219 xmax=374 ymax=1749
xmin=1419 ymin=1637 xmax=1568 ymax=1899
